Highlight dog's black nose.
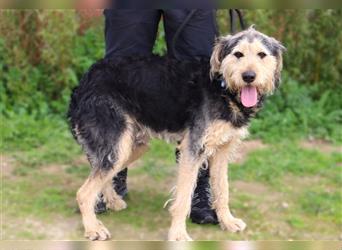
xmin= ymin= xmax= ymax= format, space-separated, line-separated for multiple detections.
xmin=242 ymin=71 xmax=256 ymax=83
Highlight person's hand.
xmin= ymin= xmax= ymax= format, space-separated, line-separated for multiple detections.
xmin=78 ymin=9 xmax=103 ymax=18
xmin=76 ymin=0 xmax=108 ymax=18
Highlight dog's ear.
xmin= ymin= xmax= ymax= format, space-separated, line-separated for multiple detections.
xmin=210 ymin=36 xmax=231 ymax=79
xmin=271 ymin=37 xmax=286 ymax=55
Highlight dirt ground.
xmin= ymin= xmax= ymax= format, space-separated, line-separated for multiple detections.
xmin=1 ymin=140 xmax=341 ymax=240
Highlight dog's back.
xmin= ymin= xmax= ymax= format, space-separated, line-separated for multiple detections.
xmin=69 ymin=56 xmax=210 ymax=134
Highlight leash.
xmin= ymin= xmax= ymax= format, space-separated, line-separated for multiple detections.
xmin=171 ymin=9 xmax=246 ymax=60
xmin=229 ymin=9 xmax=246 ymax=34
xmin=171 ymin=9 xmax=198 ymax=61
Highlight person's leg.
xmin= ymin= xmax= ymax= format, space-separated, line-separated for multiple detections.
xmin=163 ymin=9 xmax=218 ymax=60
xmin=95 ymin=10 xmax=161 ymax=214
xmin=164 ymin=9 xmax=219 ymax=224
xmin=104 ymin=9 xmax=161 ymax=58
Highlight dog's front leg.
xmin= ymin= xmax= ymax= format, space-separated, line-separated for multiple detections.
xmin=209 ymin=143 xmax=246 ymax=233
xmin=168 ymin=140 xmax=203 ymax=241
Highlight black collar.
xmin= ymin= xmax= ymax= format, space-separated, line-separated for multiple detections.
xmin=213 ymin=74 xmax=227 ymax=90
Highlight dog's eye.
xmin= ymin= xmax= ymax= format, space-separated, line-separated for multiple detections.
xmin=233 ymin=52 xmax=244 ymax=59
xmin=258 ymin=52 xmax=267 ymax=59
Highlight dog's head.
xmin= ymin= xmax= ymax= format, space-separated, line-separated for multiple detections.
xmin=210 ymin=26 xmax=286 ymax=108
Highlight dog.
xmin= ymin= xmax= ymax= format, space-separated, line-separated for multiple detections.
xmin=68 ymin=26 xmax=285 ymax=241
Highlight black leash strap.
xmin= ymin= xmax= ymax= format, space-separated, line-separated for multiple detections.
xmin=229 ymin=9 xmax=246 ymax=34
xmin=171 ymin=9 xmax=197 ymax=60
xmin=171 ymin=9 xmax=246 ymax=60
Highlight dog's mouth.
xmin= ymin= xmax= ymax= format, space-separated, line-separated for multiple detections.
xmin=240 ymin=86 xmax=258 ymax=108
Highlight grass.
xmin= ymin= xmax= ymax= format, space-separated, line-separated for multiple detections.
xmin=232 ymin=143 xmax=342 ymax=185
xmin=1 ymin=9 xmax=341 ymax=241
xmin=1 ymin=112 xmax=81 ymax=161
xmin=2 ymin=117 xmax=341 ymax=240
xmin=99 ymin=190 xmax=170 ymax=230
xmin=299 ymin=189 xmax=342 ymax=225
xmin=3 ymin=174 xmax=76 ymax=219
xmin=1 ymin=78 xmax=341 ymax=240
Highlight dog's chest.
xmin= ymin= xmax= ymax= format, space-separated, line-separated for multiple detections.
xmin=135 ymin=124 xmax=185 ymax=144
xmin=203 ymin=120 xmax=248 ymax=152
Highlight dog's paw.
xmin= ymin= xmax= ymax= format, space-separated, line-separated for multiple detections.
xmin=220 ymin=217 xmax=246 ymax=233
xmin=106 ymin=197 xmax=127 ymax=212
xmin=168 ymin=229 xmax=193 ymax=241
xmin=84 ymin=220 xmax=111 ymax=241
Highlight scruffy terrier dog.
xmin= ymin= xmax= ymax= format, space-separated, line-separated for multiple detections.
xmin=68 ymin=27 xmax=285 ymax=241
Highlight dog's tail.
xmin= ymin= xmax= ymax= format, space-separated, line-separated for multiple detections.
xmin=67 ymin=59 xmax=126 ymax=171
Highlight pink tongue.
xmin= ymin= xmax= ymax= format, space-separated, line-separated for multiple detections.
xmin=241 ymin=86 xmax=258 ymax=108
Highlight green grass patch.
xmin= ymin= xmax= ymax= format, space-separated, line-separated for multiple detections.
xmin=232 ymin=143 xmax=341 ymax=185
xmin=1 ymin=112 xmax=81 ymax=169
xmin=286 ymin=216 xmax=306 ymax=229
xmin=15 ymin=230 xmax=46 ymax=240
xmin=299 ymin=189 xmax=342 ymax=225
xmin=65 ymin=164 xmax=90 ymax=179
xmin=132 ymin=139 xmax=176 ymax=179
xmin=2 ymin=81 xmax=341 ymax=240
xmin=99 ymin=189 xmax=169 ymax=230
xmin=3 ymin=177 xmax=76 ymax=219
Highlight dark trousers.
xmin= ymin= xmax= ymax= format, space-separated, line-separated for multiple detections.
xmin=104 ymin=10 xmax=218 ymax=60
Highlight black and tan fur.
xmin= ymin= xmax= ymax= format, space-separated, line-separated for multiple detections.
xmin=68 ymin=27 xmax=285 ymax=241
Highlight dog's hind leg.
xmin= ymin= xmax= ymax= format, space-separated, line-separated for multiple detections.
xmin=77 ymin=172 xmax=113 ymax=240
xmin=209 ymin=142 xmax=246 ymax=233
xmin=102 ymin=143 xmax=149 ymax=212
xmin=126 ymin=143 xmax=149 ymax=165
xmin=76 ymin=126 xmax=135 ymax=241
xmin=168 ymin=135 xmax=204 ymax=241
xmin=101 ymin=180 xmax=128 ymax=212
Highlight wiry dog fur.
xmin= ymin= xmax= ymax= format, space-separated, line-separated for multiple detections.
xmin=68 ymin=27 xmax=285 ymax=241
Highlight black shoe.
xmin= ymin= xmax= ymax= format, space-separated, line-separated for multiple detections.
xmin=94 ymin=194 xmax=107 ymax=214
xmin=190 ymin=164 xmax=219 ymax=225
xmin=94 ymin=168 xmax=128 ymax=214
xmin=113 ymin=168 xmax=128 ymax=198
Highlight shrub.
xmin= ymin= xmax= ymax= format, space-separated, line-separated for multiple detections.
xmin=0 ymin=10 xmax=104 ymax=115
xmin=0 ymin=10 xmax=341 ymax=143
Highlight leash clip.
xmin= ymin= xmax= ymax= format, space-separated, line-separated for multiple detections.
xmin=221 ymin=79 xmax=226 ymax=88
xmin=217 ymin=75 xmax=226 ymax=89
xmin=214 ymin=74 xmax=227 ymax=89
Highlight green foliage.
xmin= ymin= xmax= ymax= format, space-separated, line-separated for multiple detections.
xmin=0 ymin=10 xmax=341 ymax=144
xmin=250 ymin=75 xmax=342 ymax=143
xmin=152 ymin=22 xmax=167 ymax=56
xmin=2 ymin=11 xmax=340 ymax=240
xmin=0 ymin=10 xmax=104 ymax=116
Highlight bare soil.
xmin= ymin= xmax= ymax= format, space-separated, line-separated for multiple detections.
xmin=2 ymin=139 xmax=340 ymax=240
xmin=1 ymin=154 xmax=15 ymax=178
xmin=300 ymin=139 xmax=342 ymax=154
